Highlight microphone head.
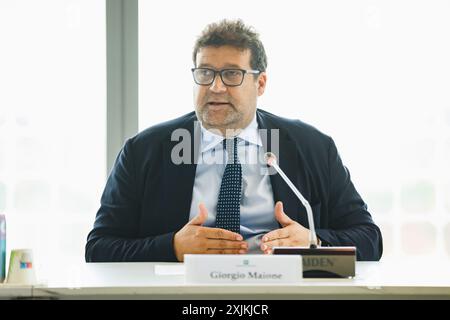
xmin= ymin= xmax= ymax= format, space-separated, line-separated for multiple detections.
xmin=264 ymin=152 xmax=277 ymax=167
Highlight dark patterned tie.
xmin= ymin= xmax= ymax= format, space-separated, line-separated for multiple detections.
xmin=215 ymin=137 xmax=242 ymax=234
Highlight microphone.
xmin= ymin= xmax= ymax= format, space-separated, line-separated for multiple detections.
xmin=264 ymin=152 xmax=318 ymax=248
xmin=264 ymin=152 xmax=356 ymax=278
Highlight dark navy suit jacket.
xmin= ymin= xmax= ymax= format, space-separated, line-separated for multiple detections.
xmin=86 ymin=109 xmax=383 ymax=262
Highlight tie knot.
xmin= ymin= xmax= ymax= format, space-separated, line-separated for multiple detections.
xmin=223 ymin=137 xmax=239 ymax=163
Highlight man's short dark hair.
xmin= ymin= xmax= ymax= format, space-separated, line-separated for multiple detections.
xmin=193 ymin=19 xmax=268 ymax=73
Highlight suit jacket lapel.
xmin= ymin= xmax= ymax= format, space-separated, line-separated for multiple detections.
xmin=256 ymin=110 xmax=308 ymax=227
xmin=161 ymin=115 xmax=200 ymax=230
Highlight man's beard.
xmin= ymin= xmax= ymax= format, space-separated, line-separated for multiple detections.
xmin=198 ymin=103 xmax=242 ymax=129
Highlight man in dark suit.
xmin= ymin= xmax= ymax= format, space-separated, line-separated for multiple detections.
xmin=86 ymin=19 xmax=382 ymax=263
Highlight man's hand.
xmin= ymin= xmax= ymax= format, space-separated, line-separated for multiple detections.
xmin=173 ymin=203 xmax=248 ymax=261
xmin=260 ymin=201 xmax=311 ymax=254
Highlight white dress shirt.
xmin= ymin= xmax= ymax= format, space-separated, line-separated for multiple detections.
xmin=188 ymin=114 xmax=279 ymax=253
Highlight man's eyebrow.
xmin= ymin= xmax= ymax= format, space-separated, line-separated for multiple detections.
xmin=197 ymin=63 xmax=244 ymax=69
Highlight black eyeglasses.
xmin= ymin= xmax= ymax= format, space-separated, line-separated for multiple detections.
xmin=191 ymin=67 xmax=261 ymax=87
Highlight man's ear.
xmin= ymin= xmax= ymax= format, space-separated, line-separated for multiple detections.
xmin=257 ymin=72 xmax=267 ymax=96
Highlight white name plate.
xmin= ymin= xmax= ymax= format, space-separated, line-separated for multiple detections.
xmin=184 ymin=254 xmax=302 ymax=284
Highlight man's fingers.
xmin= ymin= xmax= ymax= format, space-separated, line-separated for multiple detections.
xmin=262 ymin=228 xmax=289 ymax=243
xmin=274 ymin=201 xmax=293 ymax=227
xmin=207 ymin=248 xmax=248 ymax=254
xmin=261 ymin=227 xmax=289 ymax=253
xmin=188 ymin=203 xmax=208 ymax=226
xmin=199 ymin=227 xmax=243 ymax=241
xmin=261 ymin=238 xmax=287 ymax=249
xmin=206 ymin=239 xmax=248 ymax=250
xmin=260 ymin=238 xmax=287 ymax=253
xmin=198 ymin=202 xmax=208 ymax=216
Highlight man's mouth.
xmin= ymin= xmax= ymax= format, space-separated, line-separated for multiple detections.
xmin=207 ymin=102 xmax=230 ymax=106
xmin=205 ymin=102 xmax=233 ymax=111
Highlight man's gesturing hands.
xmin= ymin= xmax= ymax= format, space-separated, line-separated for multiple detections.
xmin=260 ymin=201 xmax=312 ymax=254
xmin=173 ymin=203 xmax=248 ymax=262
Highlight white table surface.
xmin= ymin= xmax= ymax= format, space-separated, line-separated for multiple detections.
xmin=0 ymin=283 xmax=33 ymax=299
xmin=2 ymin=257 xmax=450 ymax=299
xmin=33 ymin=257 xmax=450 ymax=299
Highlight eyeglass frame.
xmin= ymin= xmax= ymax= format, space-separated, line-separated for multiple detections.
xmin=191 ymin=67 xmax=261 ymax=87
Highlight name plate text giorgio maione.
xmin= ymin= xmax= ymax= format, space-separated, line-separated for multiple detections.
xmin=184 ymin=254 xmax=302 ymax=284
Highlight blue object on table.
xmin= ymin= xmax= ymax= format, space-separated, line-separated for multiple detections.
xmin=0 ymin=214 xmax=5 ymax=282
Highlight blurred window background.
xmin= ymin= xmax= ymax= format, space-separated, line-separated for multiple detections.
xmin=0 ymin=0 xmax=449 ymax=278
xmin=0 ymin=0 xmax=106 ymax=278
xmin=139 ymin=0 xmax=450 ymax=260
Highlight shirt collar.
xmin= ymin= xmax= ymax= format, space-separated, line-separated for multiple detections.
xmin=200 ymin=113 xmax=262 ymax=154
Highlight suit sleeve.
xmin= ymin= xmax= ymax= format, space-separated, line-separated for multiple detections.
xmin=85 ymin=139 xmax=178 ymax=262
xmin=315 ymin=138 xmax=383 ymax=261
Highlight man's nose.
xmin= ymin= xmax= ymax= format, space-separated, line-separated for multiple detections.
xmin=209 ymin=73 xmax=227 ymax=93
